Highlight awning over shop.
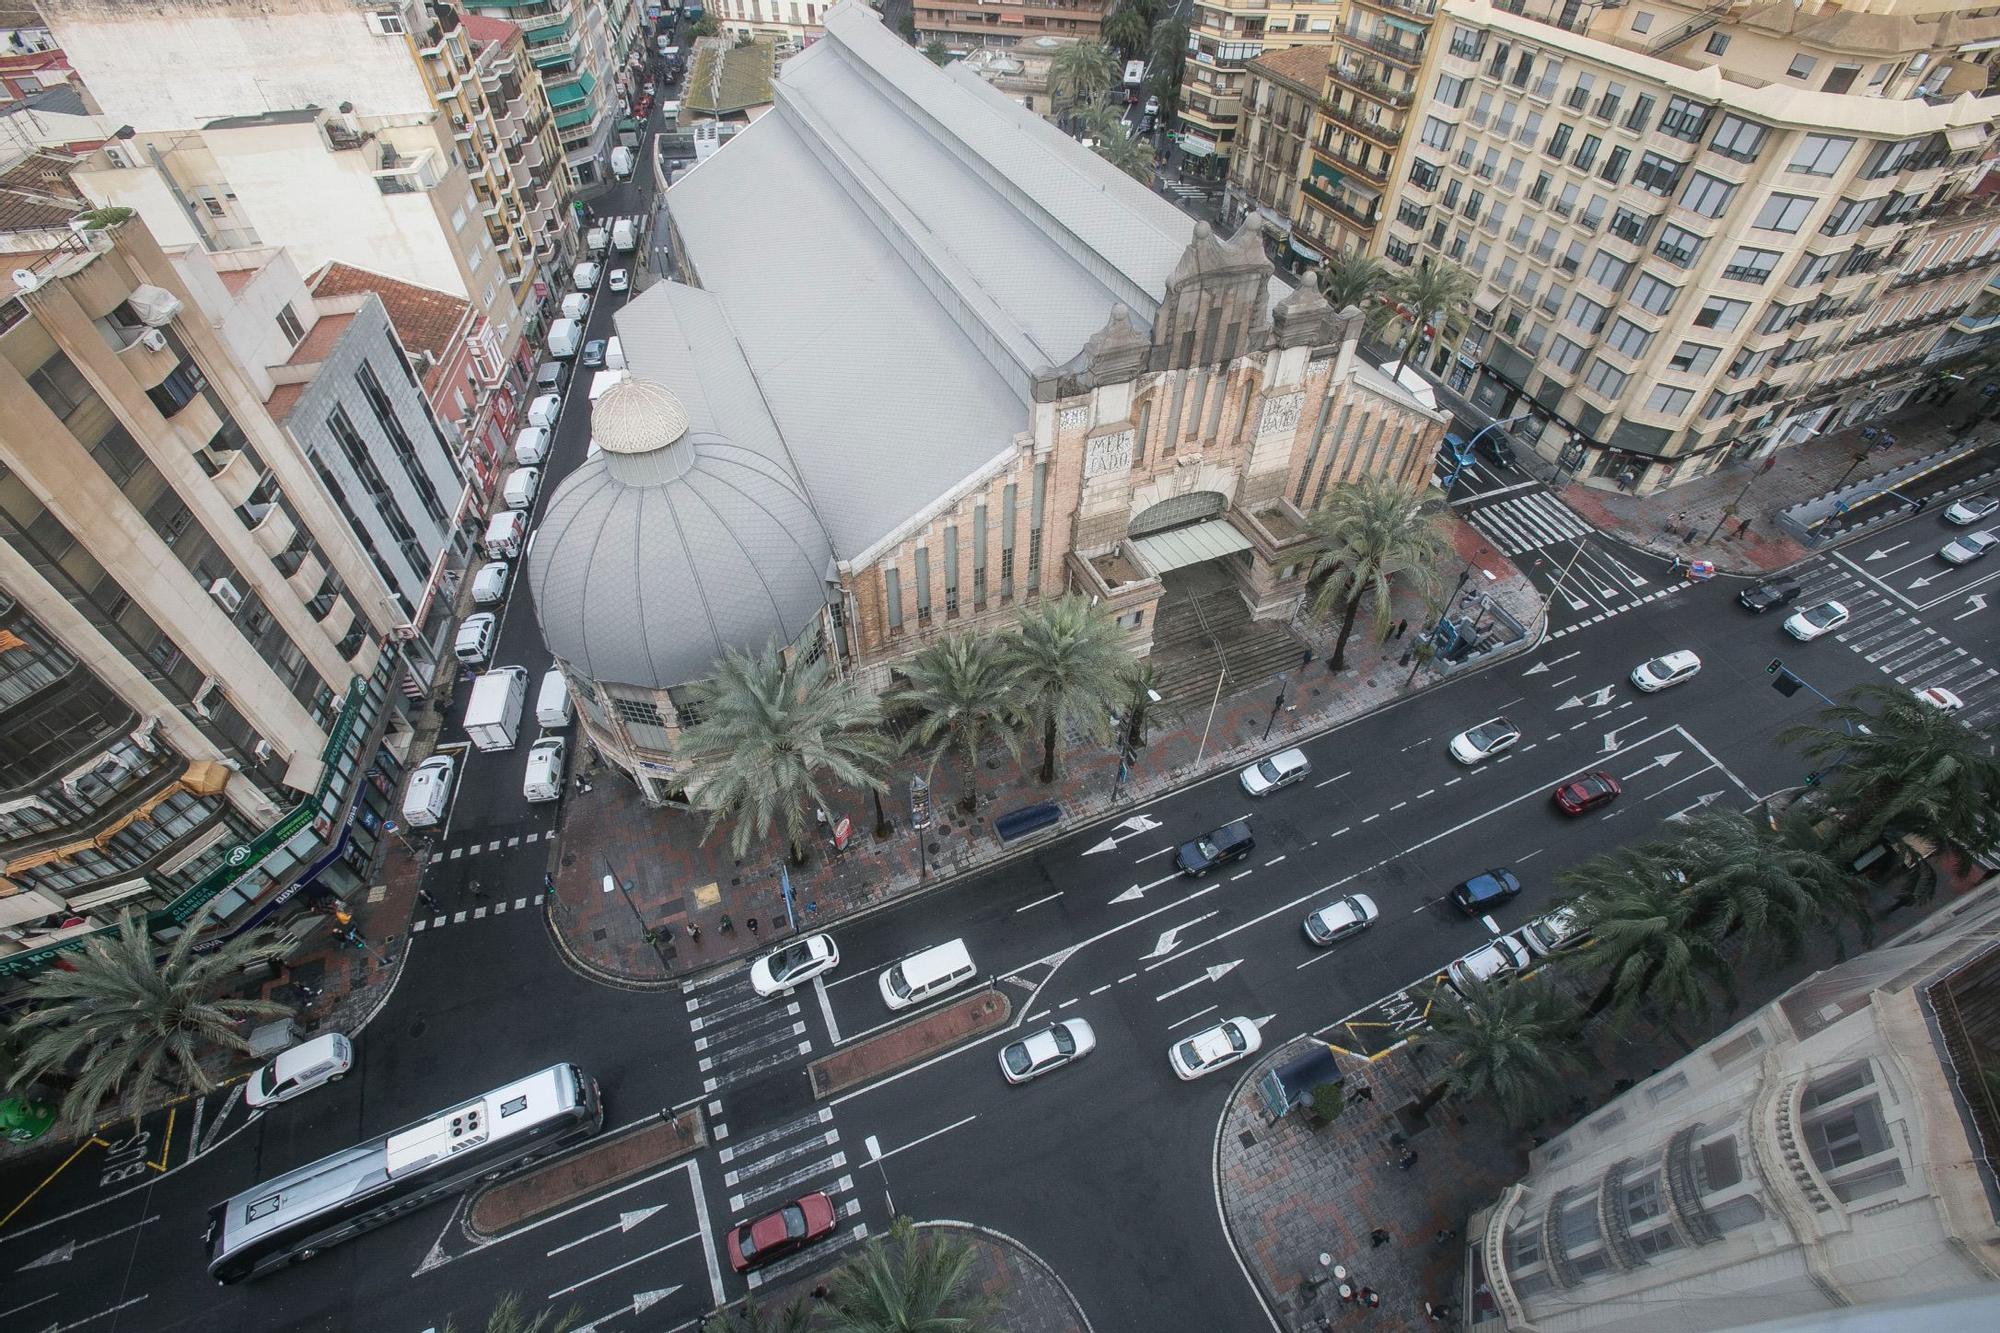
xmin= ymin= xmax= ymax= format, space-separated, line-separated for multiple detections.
xmin=1179 ymin=135 xmax=1216 ymax=158
xmin=1309 ymin=158 xmax=1343 ymax=189
xmin=1133 ymin=520 xmax=1253 ymax=575
xmin=1289 ymin=236 xmax=1326 ymax=263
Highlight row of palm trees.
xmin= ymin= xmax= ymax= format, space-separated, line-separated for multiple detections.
xmin=1417 ymin=684 xmax=2000 ymax=1127
xmin=1315 ymin=252 xmax=1481 ymax=382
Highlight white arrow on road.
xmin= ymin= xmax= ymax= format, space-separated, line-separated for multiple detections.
xmin=1601 ymin=551 xmax=1649 ymax=587
xmin=1558 ymin=684 xmax=1617 ymax=711
xmin=1111 ymin=871 xmax=1183 ymax=905
xmin=1144 ymin=912 xmax=1217 ymax=960
xmin=1619 ymin=752 xmax=1683 ymax=781
xmin=546 ymin=1206 xmax=665 ymax=1257
xmin=1957 ymin=592 xmax=1990 ymax=620
xmin=1561 ymin=588 xmax=1589 ymax=611
xmin=1666 ymin=791 xmax=1729 ymax=824
xmin=573 ymin=1288 xmax=685 ymax=1333
xmin=1083 ymin=813 xmax=1165 ymax=855
xmin=18 ymin=1216 xmax=158 ymax=1269
xmin=1153 ymin=960 xmax=1242 ymax=1002
xmin=1522 ymin=651 xmax=1580 ymax=677
xmin=1909 ymin=573 xmax=1938 ymax=590
xmin=1864 ymin=541 xmax=1910 ymax=561
xmin=1602 ymin=721 xmax=1647 ymax=753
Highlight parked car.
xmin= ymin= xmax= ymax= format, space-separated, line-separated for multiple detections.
xmin=1552 ymin=771 xmax=1621 ymax=815
xmin=1738 ymin=579 xmax=1804 ymax=614
xmin=750 ymin=933 xmax=840 ymax=997
xmin=1444 ymin=934 xmax=1533 ymax=995
xmin=1240 ymin=747 xmax=1311 ymax=796
xmin=1174 ymin=818 xmax=1255 ymax=876
xmin=1448 ymin=717 xmax=1521 ymax=764
xmin=1784 ymin=600 xmax=1851 ymax=641
xmin=470 ymin=560 xmax=510 ymax=606
xmin=1440 ymin=432 xmax=1472 ymax=465
xmin=522 ymin=736 xmax=565 ymax=803
xmin=1630 ymin=649 xmax=1701 ymax=692
xmin=998 ymin=1019 xmax=1096 ymax=1085
xmin=725 ymin=1191 xmax=838 ymax=1272
xmin=1938 ymin=529 xmax=1998 ymax=566
xmin=526 ymin=392 xmax=562 ymax=428
xmin=244 ymin=1033 xmax=352 ymax=1109
xmin=581 ymin=339 xmax=607 ymax=369
xmin=608 ymin=268 xmax=630 ymax=293
xmin=1450 ymin=868 xmax=1522 ymax=914
xmin=1475 ymin=433 xmax=1517 ymax=467
xmin=1914 ymin=685 xmax=1965 ymax=712
xmin=1521 ymin=905 xmax=1588 ymax=958
xmin=1302 ymin=893 xmax=1379 ymax=946
xmin=1168 ymin=1016 xmax=1262 ymax=1080
xmin=1944 ymin=494 xmax=1998 ymax=525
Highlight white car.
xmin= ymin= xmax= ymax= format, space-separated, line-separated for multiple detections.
xmin=1168 ymin=1016 xmax=1262 ymax=1081
xmin=1520 ymin=905 xmax=1588 ymax=958
xmin=470 ymin=560 xmax=509 ymax=606
xmin=1448 ymin=717 xmax=1521 ymax=764
xmin=1944 ymin=494 xmax=1998 ymax=525
xmin=522 ymin=736 xmax=566 ymax=802
xmin=1444 ymin=934 xmax=1533 ymax=995
xmin=1938 ymin=529 xmax=1998 ymax=566
xmin=749 ymin=933 xmax=840 ymax=997
xmin=1240 ymin=747 xmax=1311 ymax=796
xmin=1630 ymin=649 xmax=1701 ymax=692
xmin=1302 ymin=893 xmax=1379 ymax=946
xmin=1914 ymin=686 xmax=1965 ymax=712
xmin=608 ymin=268 xmax=630 ymax=293
xmin=1784 ymin=600 xmax=1850 ymax=641
xmin=244 ymin=1032 xmax=352 ymax=1108
xmin=998 ymin=1018 xmax=1096 ymax=1084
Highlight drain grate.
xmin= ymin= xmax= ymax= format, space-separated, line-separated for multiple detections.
xmin=1240 ymin=1130 xmax=1257 ymax=1149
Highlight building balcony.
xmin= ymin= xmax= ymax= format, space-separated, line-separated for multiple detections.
xmin=1301 ymin=176 xmax=1380 ymax=232
xmin=1321 ymin=100 xmax=1402 ymax=149
xmin=372 ymin=144 xmax=442 ymax=195
xmin=1334 ymin=67 xmax=1413 ymax=109
xmin=1349 ymin=0 xmax=1437 ymax=18
xmin=1312 ymin=142 xmax=1387 ymax=187
xmin=1334 ymin=28 xmax=1424 ymax=68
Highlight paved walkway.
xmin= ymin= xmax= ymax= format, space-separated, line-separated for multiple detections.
xmin=544 ymin=516 xmax=1543 ymax=986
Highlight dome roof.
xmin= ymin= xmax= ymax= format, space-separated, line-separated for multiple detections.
xmin=526 ymin=379 xmax=834 ymax=693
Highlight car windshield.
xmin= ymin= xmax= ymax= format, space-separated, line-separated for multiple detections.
xmin=1051 ymin=1026 xmax=1076 ymax=1056
xmin=781 ymin=1204 xmax=806 ymax=1238
xmin=1256 ymin=759 xmax=1281 ymax=782
xmin=1175 ymin=1039 xmax=1202 ymax=1067
xmin=886 ymin=965 xmax=911 ymax=999
xmin=1643 ymin=657 xmax=1674 ymax=677
xmin=1806 ymin=605 xmax=1840 ymax=625
xmin=1226 ymin=1024 xmax=1248 ymax=1052
xmin=1194 ymin=836 xmax=1218 ymax=859
xmin=770 ymin=944 xmax=810 ymax=981
xmin=254 ymin=1065 xmax=281 ymax=1098
xmin=1003 ymin=1044 xmax=1033 ymax=1074
xmin=1470 ymin=722 xmax=1509 ymax=747
xmin=737 ymin=1222 xmax=761 ymax=1258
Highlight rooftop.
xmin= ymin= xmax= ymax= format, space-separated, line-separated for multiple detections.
xmin=0 ymin=148 xmax=84 ymax=231
xmin=1248 ymin=42 xmax=1332 ymax=92
xmin=685 ymin=37 xmax=776 ymax=116
xmin=308 ymin=261 xmax=470 ymax=370
xmin=457 ymin=12 xmax=520 ymax=46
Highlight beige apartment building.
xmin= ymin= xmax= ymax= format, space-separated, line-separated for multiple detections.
xmin=1227 ymin=43 xmax=1337 ymax=268
xmin=1464 ymin=880 xmax=2000 ymax=1331
xmin=912 ymin=0 xmax=1109 ymax=51
xmin=1375 ymin=0 xmax=2000 ymax=494
xmin=0 ymin=214 xmax=405 ymax=983
xmin=711 ymin=0 xmax=834 ymax=48
xmin=1178 ymin=0 xmax=1338 ymax=174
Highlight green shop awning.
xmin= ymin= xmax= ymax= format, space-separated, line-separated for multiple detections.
xmin=1310 ymin=159 xmax=1344 ymax=188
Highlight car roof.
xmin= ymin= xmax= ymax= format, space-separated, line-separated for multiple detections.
xmin=269 ymin=1032 xmax=345 ymax=1081
xmin=1187 ymin=1024 xmax=1239 ymax=1061
xmin=1655 ymin=649 xmax=1699 ymax=667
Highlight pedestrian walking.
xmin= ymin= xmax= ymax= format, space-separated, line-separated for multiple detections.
xmin=1395 ymin=618 xmax=1409 ymax=640
xmin=1361 ymin=1287 xmax=1381 ymax=1309
xmin=806 ymin=900 xmax=818 ymax=919
xmin=688 ymin=922 xmax=702 ymax=943
xmin=1299 ymin=646 xmax=1314 ymax=671
xmin=1737 ymin=516 xmax=1754 ymax=538
xmin=1436 ymin=1227 xmax=1458 ymax=1246
xmin=1370 ymin=1227 xmax=1392 ymax=1248
xmin=418 ymin=888 xmax=442 ymax=912
xmin=1397 ymin=1147 xmax=1419 ymax=1171
xmin=746 ymin=915 xmax=759 ymax=936
xmin=718 ymin=913 xmax=734 ymax=933
xmin=1352 ymin=1082 xmax=1374 ymax=1103
xmin=1424 ymin=1299 xmax=1455 ymax=1322
xmin=470 ymin=879 xmax=489 ymax=900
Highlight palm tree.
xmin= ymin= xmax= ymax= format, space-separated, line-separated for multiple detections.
xmin=1558 ymin=845 xmax=1736 ymax=1032
xmin=1006 ymin=594 xmax=1133 ymax=783
xmin=1387 ymin=257 xmax=1478 ymax=380
xmin=1078 ymin=105 xmax=1154 ymax=183
xmin=825 ymin=1217 xmax=998 ymax=1333
xmin=923 ymin=38 xmax=952 ymax=66
xmin=1316 ymin=251 xmax=1391 ymax=340
xmin=1301 ymin=477 xmax=1450 ymax=672
xmin=1145 ymin=21 xmax=1189 ymax=117
xmin=893 ymin=632 xmax=1025 ymax=814
xmin=1049 ymin=42 xmax=1115 ymax=128
xmin=678 ymin=641 xmax=893 ymax=863
xmin=696 ymin=1299 xmax=815 ymax=1333
xmin=1103 ymin=3 xmax=1151 ymax=61
xmin=1673 ymin=808 xmax=1870 ymax=957
xmin=442 ymin=1293 xmax=581 ymax=1333
xmin=6 ymin=900 xmax=298 ymax=1131
xmin=1419 ymin=975 xmax=1585 ymax=1126
xmin=1122 ymin=660 xmax=1159 ymax=754
xmin=1777 ymin=682 xmax=2000 ymax=868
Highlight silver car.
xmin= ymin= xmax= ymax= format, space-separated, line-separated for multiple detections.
xmin=1303 ymin=893 xmax=1380 ymax=946
xmin=1449 ymin=717 xmax=1521 ymax=764
xmin=998 ymin=1019 xmax=1096 ymax=1084
xmin=1241 ymin=747 xmax=1312 ymax=796
xmin=1944 ymin=494 xmax=1998 ymax=525
xmin=1938 ymin=529 xmax=1998 ymax=566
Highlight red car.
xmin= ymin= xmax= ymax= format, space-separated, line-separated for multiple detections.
xmin=1553 ymin=771 xmax=1621 ymax=816
xmin=634 ymin=95 xmax=654 ymax=119
xmin=725 ymin=1190 xmax=838 ymax=1273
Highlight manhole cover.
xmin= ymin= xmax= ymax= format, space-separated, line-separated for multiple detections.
xmin=1239 ymin=1130 xmax=1257 ymax=1149
xmin=592 ymin=928 xmax=608 ymax=942
xmin=562 ymin=853 xmax=575 ymax=867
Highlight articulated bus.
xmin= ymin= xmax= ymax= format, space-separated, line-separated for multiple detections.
xmin=206 ymin=1063 xmax=601 ymax=1283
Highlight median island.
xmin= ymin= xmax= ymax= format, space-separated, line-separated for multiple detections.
xmin=809 ymin=987 xmax=1011 ymax=1097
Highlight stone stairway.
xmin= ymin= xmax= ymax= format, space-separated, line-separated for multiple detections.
xmin=1147 ymin=584 xmax=1309 ymax=718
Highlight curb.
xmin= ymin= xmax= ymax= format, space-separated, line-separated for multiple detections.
xmin=924 ymin=1219 xmax=1098 ymax=1333
xmin=1211 ymin=1044 xmax=1291 ymax=1333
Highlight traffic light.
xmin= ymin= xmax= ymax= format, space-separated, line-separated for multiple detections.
xmin=1766 ymin=658 xmax=1783 ymax=674
xmin=1804 ymin=770 xmax=1823 ymax=788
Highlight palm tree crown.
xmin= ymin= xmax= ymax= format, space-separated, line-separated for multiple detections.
xmin=678 ymin=642 xmax=893 ymax=861
xmin=1673 ymin=808 xmax=1869 ymax=957
xmin=1049 ymin=42 xmax=1115 ymax=121
xmin=824 ymin=1217 xmax=998 ymax=1333
xmin=1316 ymin=252 xmax=1392 ymax=340
xmin=1422 ymin=975 xmax=1585 ymax=1126
xmin=1005 ymin=594 xmax=1133 ymax=784
xmin=1103 ymin=3 xmax=1152 ymax=60
xmin=1558 ymin=844 xmax=1737 ymax=1026
xmin=893 ymin=632 xmax=1025 ymax=814
xmin=1388 ymin=258 xmax=1478 ymax=379
xmin=1078 ymin=105 xmax=1155 ymax=184
xmin=1302 ymin=477 xmax=1450 ymax=671
xmin=7 ymin=899 xmax=297 ymax=1130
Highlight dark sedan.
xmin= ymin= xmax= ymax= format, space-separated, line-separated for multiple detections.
xmin=1450 ymin=868 xmax=1522 ymax=914
xmin=1738 ymin=579 xmax=1803 ymax=613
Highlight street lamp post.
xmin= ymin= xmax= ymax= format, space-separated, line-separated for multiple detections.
xmin=1261 ymin=673 xmax=1291 ymax=742
xmin=603 ymin=858 xmax=670 ymax=971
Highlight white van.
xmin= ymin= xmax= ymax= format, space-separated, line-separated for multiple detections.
xmin=470 ymin=560 xmax=509 ymax=606
xmin=513 ymin=426 xmax=549 ymax=466
xmin=400 ymin=753 xmax=455 ymax=829
xmin=527 ymin=392 xmax=562 ymax=428
xmin=523 ymin=736 xmax=566 ymax=802
xmin=454 ymin=612 xmax=496 ymax=664
xmin=561 ymin=292 xmax=590 ymax=322
xmin=536 ymin=669 xmax=573 ymax=728
xmin=605 ymin=335 xmax=626 ymax=371
xmin=573 ymin=261 xmax=600 ymax=290
xmin=503 ymin=466 xmax=541 ymax=510
xmin=483 ymin=510 xmax=527 ymax=559
xmin=878 ymin=938 xmax=976 ymax=1011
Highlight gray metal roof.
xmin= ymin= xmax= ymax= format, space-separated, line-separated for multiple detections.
xmin=528 ymin=288 xmax=835 ymax=692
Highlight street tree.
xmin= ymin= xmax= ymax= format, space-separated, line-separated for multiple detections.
xmin=1301 ymin=477 xmax=1450 ymax=671
xmin=692 ymin=1299 xmax=815 ymax=1333
xmin=1050 ymin=41 xmax=1115 ymax=127
xmin=1420 ymin=975 xmax=1586 ymax=1126
xmin=892 ymin=631 xmax=1026 ymax=814
xmin=5 ymin=899 xmax=298 ymax=1131
xmin=1387 ymin=257 xmax=1478 ymax=380
xmin=678 ymin=641 xmax=893 ymax=863
xmin=1675 ymin=808 xmax=1870 ymax=958
xmin=1145 ymin=21 xmax=1189 ymax=116
xmin=443 ymin=1294 xmax=581 ymax=1333
xmin=1103 ymin=3 xmax=1152 ymax=60
xmin=1079 ymin=104 xmax=1155 ymax=183
xmin=1316 ymin=251 xmax=1392 ymax=340
xmin=1005 ymin=594 xmax=1132 ymax=783
xmin=1559 ymin=845 xmax=1736 ymax=1032
xmin=1777 ymin=682 xmax=2000 ymax=869
xmin=824 ymin=1216 xmax=998 ymax=1333
xmin=923 ymin=38 xmax=951 ymax=66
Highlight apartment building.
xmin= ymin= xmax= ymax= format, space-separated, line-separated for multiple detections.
xmin=1178 ymin=0 xmax=1337 ymax=177
xmin=1378 ymin=0 xmax=2000 ymax=494
xmin=712 ymin=0 xmax=834 ymax=48
xmin=1226 ymin=43 xmax=1334 ymax=267
xmin=1465 ymin=882 xmax=2000 ymax=1331
xmin=0 ymin=214 xmax=404 ymax=982
xmin=912 ymin=0 xmax=1109 ymax=52
xmin=464 ymin=0 xmax=639 ymax=184
xmin=44 ymin=0 xmax=548 ymax=373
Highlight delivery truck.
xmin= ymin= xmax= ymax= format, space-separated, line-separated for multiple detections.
xmin=464 ymin=666 xmax=529 ymax=752
xmin=610 ymin=146 xmax=634 ymax=180
xmin=586 ymin=224 xmax=608 ymax=255
xmin=548 ymin=318 xmax=580 ymax=358
xmin=561 ymin=292 xmax=590 ymax=321
xmin=612 ymin=217 xmax=637 ymax=252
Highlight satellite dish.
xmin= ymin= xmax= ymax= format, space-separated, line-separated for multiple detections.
xmin=12 ymin=268 xmax=41 ymax=292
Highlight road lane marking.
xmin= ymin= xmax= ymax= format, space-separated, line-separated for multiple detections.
xmin=1230 ymin=869 xmax=1253 ymax=881
xmin=545 ymin=1234 xmax=697 ymax=1300
xmin=1330 ymin=826 xmax=1351 ymax=838
xmin=1362 ymin=813 xmax=1380 ymax=823
xmin=1135 ymin=846 xmax=1176 ymax=862
xmin=1169 ymin=1004 xmax=1219 ymax=1028
xmin=1015 ymin=892 xmax=1064 ymax=913
xmin=1263 ymin=855 xmax=1286 ymax=867
xmin=1314 ymin=771 xmax=1352 ymax=788
xmin=870 ymin=1114 xmax=979 ymax=1164
xmin=814 ymin=976 xmax=842 ymax=1046
xmin=1090 ymin=984 xmax=1111 ymax=996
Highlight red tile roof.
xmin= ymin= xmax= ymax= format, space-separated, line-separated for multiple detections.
xmin=458 ymin=12 xmax=520 ymax=47
xmin=265 ymin=380 xmax=305 ymax=422
xmin=287 ymin=310 xmax=355 ymax=366
xmin=307 ymin=261 xmax=471 ymax=366
xmin=1248 ymin=42 xmax=1331 ymax=92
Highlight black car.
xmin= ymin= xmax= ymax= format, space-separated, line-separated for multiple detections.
xmin=1475 ymin=433 xmax=1517 ymax=467
xmin=581 ymin=339 xmax=607 ymax=369
xmin=1174 ymin=819 xmax=1255 ymax=877
xmin=1449 ymin=868 xmax=1522 ymax=914
xmin=1738 ymin=579 xmax=1804 ymax=613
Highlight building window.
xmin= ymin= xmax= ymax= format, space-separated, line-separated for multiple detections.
xmin=1607 ymin=207 xmax=1649 ymax=244
xmin=1695 ymin=296 xmax=1749 ymax=331
xmin=1723 ymin=246 xmax=1779 ymax=283
xmin=1420 ymin=117 xmax=1454 ymax=151
xmin=1704 ymin=31 xmax=1729 ymax=55
xmin=1789 ymin=134 xmax=1854 ymax=177
xmin=1669 ymin=342 xmax=1720 ymax=375
xmin=1584 ymin=251 xmax=1630 ymax=293
xmin=275 ymin=303 xmax=305 ymax=347
xmin=914 ymin=547 xmax=931 ymax=624
xmin=1819 ymin=196 xmax=1876 ymax=237
xmin=1582 ymin=359 xmax=1628 ymax=397
xmin=1630 ymin=273 xmax=1678 ymax=316
xmin=1544 ymin=123 xmax=1572 ymax=160
xmin=1754 ymin=193 xmax=1815 ymax=233
xmin=1631 ymin=12 xmax=1654 ymax=35
xmin=1679 ymin=171 xmax=1737 ymax=218
xmin=1645 ymin=384 xmax=1695 ymax=415
xmin=1787 ymin=53 xmax=1817 ymax=80
xmin=1632 ymin=151 xmax=1682 ymax=196
xmin=1659 ymin=96 xmax=1707 ymax=142
xmin=1409 ymin=158 xmax=1442 ymax=190
xmin=1708 ymin=114 xmax=1768 ymax=162
xmin=1605 ymin=318 xmax=1652 ymax=359
xmin=884 ymin=567 xmax=903 ymax=630
xmin=1566 ymin=294 xmax=1608 ymax=336
xmin=1789 ymin=252 xmax=1837 ymax=288
xmin=1548 ymin=335 xmax=1585 ymax=373
xmin=1653 ymin=224 xmax=1705 ymax=268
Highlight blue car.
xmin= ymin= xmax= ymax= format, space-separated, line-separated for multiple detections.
xmin=1450 ymin=868 xmax=1521 ymax=914
xmin=1442 ymin=433 xmax=1473 ymax=466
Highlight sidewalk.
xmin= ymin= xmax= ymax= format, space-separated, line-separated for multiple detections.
xmin=547 ymin=517 xmax=1544 ymax=986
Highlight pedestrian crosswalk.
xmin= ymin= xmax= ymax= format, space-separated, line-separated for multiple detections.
xmin=1161 ymin=181 xmax=1206 ymax=203
xmin=685 ymin=969 xmax=821 ymax=1097
xmin=1464 ymin=491 xmax=1594 ymax=554
xmin=427 ymin=828 xmax=552 ymax=864
xmin=1792 ymin=565 xmax=2000 ymax=730
xmin=408 ymin=896 xmax=538 ymax=932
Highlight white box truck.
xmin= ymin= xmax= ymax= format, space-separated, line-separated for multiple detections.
xmin=464 ymin=666 xmax=529 ymax=752
xmin=547 ymin=318 xmax=581 ymax=359
xmin=612 ymin=217 xmax=637 ymax=252
xmin=586 ymin=224 xmax=608 ymax=255
xmin=483 ymin=510 xmax=527 ymax=559
xmin=590 ymin=368 xmax=628 ymax=402
xmin=573 ymin=260 xmax=600 ymax=290
xmin=610 ymin=146 xmax=634 ymax=180
xmin=536 ymin=669 xmax=573 ymax=728
xmin=561 ymin=292 xmax=590 ymax=321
